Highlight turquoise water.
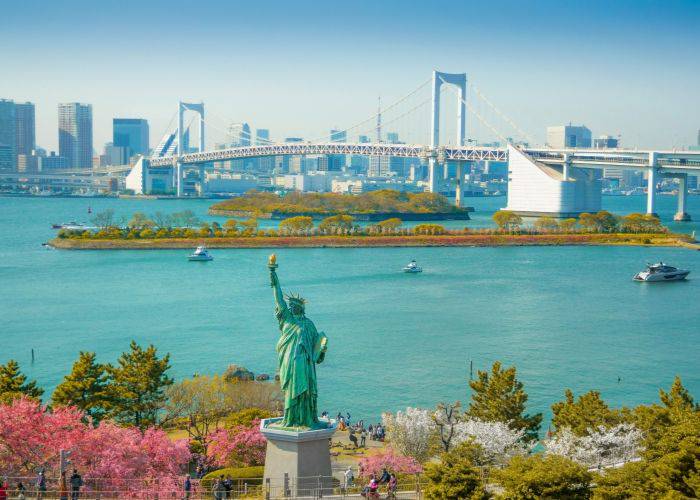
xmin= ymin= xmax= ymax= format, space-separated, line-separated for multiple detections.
xmin=1 ymin=195 xmax=699 ymax=427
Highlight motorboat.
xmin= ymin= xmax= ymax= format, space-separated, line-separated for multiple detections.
xmin=633 ymin=262 xmax=689 ymax=282
xmin=188 ymin=246 xmax=214 ymax=261
xmin=52 ymin=221 xmax=90 ymax=230
xmin=403 ymin=260 xmax=422 ymax=273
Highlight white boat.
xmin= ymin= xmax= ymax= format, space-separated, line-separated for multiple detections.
xmin=188 ymin=246 xmax=214 ymax=261
xmin=403 ymin=260 xmax=422 ymax=273
xmin=633 ymin=262 xmax=689 ymax=282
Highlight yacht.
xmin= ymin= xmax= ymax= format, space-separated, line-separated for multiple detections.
xmin=634 ymin=262 xmax=690 ymax=282
xmin=403 ymin=260 xmax=422 ymax=273
xmin=188 ymin=246 xmax=214 ymax=261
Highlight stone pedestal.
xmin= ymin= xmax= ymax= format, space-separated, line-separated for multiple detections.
xmin=260 ymin=417 xmax=337 ymax=498
xmin=674 ymin=212 xmax=691 ymax=222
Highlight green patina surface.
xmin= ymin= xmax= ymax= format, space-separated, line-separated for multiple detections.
xmin=268 ymin=255 xmax=328 ymax=428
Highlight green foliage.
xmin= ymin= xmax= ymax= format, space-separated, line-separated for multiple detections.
xmin=278 ymin=216 xmax=314 ymax=234
xmin=128 ymin=212 xmax=154 ymax=229
xmin=533 ymin=216 xmax=559 ymax=232
xmin=239 ymin=217 xmax=259 ymax=235
xmin=493 ymin=210 xmax=523 ymax=230
xmin=559 ymin=218 xmax=578 ymax=232
xmin=551 ymin=390 xmax=626 ymax=436
xmin=139 ymin=228 xmax=155 ymax=238
xmin=201 ymin=466 xmax=264 ymax=491
xmin=413 ymin=223 xmax=446 ymax=235
xmin=210 ymin=189 xmax=461 ymax=215
xmin=578 ymin=213 xmax=599 ymax=232
xmin=319 ymin=214 xmax=354 ymax=233
xmin=0 ymin=360 xmax=43 ymax=403
xmin=620 ymin=213 xmax=664 ymax=233
xmin=424 ymin=441 xmax=489 ymax=500
xmin=496 ymin=454 xmax=593 ymax=499
xmin=52 ymin=351 xmax=110 ymax=422
xmin=224 ymin=407 xmax=275 ymax=428
xmin=106 ymin=341 xmax=173 ymax=429
xmin=467 ymin=361 xmax=542 ymax=441
xmin=595 ymin=211 xmax=619 ymax=232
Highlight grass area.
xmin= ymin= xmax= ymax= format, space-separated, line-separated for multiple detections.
xmin=50 ymin=232 xmax=695 ymax=250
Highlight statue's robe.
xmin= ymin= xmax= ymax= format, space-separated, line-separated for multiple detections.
xmin=275 ymin=304 xmax=327 ymax=427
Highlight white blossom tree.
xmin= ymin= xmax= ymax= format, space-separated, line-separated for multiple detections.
xmin=544 ymin=423 xmax=643 ymax=468
xmin=382 ymin=407 xmax=436 ymax=463
xmin=452 ymin=418 xmax=531 ymax=465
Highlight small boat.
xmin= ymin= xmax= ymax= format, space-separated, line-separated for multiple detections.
xmin=188 ymin=246 xmax=214 ymax=261
xmin=52 ymin=221 xmax=90 ymax=231
xmin=403 ymin=260 xmax=422 ymax=273
xmin=633 ymin=262 xmax=690 ymax=282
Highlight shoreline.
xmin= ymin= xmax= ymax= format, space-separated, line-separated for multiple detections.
xmin=208 ymin=209 xmax=473 ymax=221
xmin=49 ymin=233 xmax=698 ymax=250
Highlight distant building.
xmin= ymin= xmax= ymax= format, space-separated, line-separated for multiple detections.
xmin=40 ymin=151 xmax=69 ymax=170
xmin=368 ymin=156 xmax=391 ymax=177
xmin=102 ymin=142 xmax=129 ymax=166
xmin=328 ymin=129 xmax=346 ymax=171
xmin=238 ymin=123 xmax=251 ymax=146
xmin=0 ymin=99 xmax=16 ymax=171
xmin=15 ymin=102 xmax=35 ymax=158
xmin=113 ymin=118 xmax=149 ymax=159
xmin=358 ymin=135 xmax=370 ymax=143
xmin=593 ymin=135 xmax=619 ymax=149
xmin=255 ymin=128 xmax=270 ymax=145
xmin=386 ymin=132 xmax=400 ymax=144
xmin=58 ymin=103 xmax=93 ymax=168
xmin=546 ymin=124 xmax=592 ymax=148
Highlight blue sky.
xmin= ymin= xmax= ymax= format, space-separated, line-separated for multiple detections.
xmin=1 ymin=0 xmax=699 ymax=151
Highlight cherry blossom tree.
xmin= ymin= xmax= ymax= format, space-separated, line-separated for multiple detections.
xmin=206 ymin=420 xmax=267 ymax=467
xmin=544 ymin=423 xmax=643 ymax=468
xmin=382 ymin=407 xmax=436 ymax=463
xmin=0 ymin=397 xmax=190 ymax=497
xmin=358 ymin=449 xmax=423 ymax=478
xmin=452 ymin=418 xmax=531 ymax=465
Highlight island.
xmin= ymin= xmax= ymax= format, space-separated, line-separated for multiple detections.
xmin=208 ymin=190 xmax=473 ymax=221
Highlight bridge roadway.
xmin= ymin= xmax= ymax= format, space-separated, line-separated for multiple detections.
xmin=148 ymin=142 xmax=700 ymax=173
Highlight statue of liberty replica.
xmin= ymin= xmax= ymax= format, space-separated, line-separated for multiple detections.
xmin=268 ymin=254 xmax=328 ymax=429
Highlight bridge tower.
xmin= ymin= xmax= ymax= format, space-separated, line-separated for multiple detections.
xmin=176 ymin=101 xmax=205 ymax=196
xmin=429 ymin=71 xmax=467 ymax=204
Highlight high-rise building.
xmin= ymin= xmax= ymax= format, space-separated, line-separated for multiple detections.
xmin=58 ymin=103 xmax=93 ymax=168
xmin=386 ymin=132 xmax=400 ymax=144
xmin=239 ymin=123 xmax=251 ymax=146
xmin=0 ymin=99 xmax=17 ymax=171
xmin=328 ymin=129 xmax=346 ymax=171
xmin=593 ymin=135 xmax=619 ymax=149
xmin=113 ymin=118 xmax=149 ymax=158
xmin=255 ymin=129 xmax=270 ymax=145
xmin=15 ymin=102 xmax=35 ymax=158
xmin=546 ymin=124 xmax=592 ymax=148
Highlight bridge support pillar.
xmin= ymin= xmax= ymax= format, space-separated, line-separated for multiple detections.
xmin=428 ymin=159 xmax=439 ymax=193
xmin=455 ymin=162 xmax=463 ymax=207
xmin=175 ymin=162 xmax=182 ymax=197
xmin=646 ymin=153 xmax=658 ymax=217
xmin=674 ymin=173 xmax=691 ymax=221
xmin=199 ymin=165 xmax=206 ymax=197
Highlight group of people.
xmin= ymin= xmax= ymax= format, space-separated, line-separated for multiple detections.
xmin=209 ymin=475 xmax=238 ymax=499
xmin=0 ymin=469 xmax=83 ymax=500
xmin=353 ymin=468 xmax=398 ymax=498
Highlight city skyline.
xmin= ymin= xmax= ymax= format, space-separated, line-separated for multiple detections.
xmin=1 ymin=0 xmax=699 ymax=151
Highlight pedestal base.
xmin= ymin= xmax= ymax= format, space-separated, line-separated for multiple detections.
xmin=674 ymin=212 xmax=691 ymax=222
xmin=260 ymin=418 xmax=337 ymax=498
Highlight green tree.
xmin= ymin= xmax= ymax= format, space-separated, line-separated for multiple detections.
xmin=493 ymin=210 xmax=523 ymax=230
xmin=559 ymin=218 xmax=578 ymax=233
xmin=495 ymin=454 xmax=593 ymax=499
xmin=128 ymin=212 xmax=155 ymax=229
xmin=239 ymin=217 xmax=259 ymax=235
xmin=413 ymin=223 xmax=447 ymax=235
xmin=551 ymin=390 xmax=626 ymax=436
xmin=319 ymin=214 xmax=354 ymax=233
xmin=52 ymin=351 xmax=110 ymax=422
xmin=533 ymin=216 xmax=559 ymax=232
xmin=91 ymin=209 xmax=115 ymax=228
xmin=376 ymin=217 xmax=403 ymax=233
xmin=594 ymin=210 xmax=619 ymax=232
xmin=578 ymin=213 xmax=600 ymax=232
xmin=467 ymin=361 xmax=542 ymax=441
xmin=424 ymin=441 xmax=489 ymax=500
xmin=106 ymin=341 xmax=173 ymax=429
xmin=0 ymin=360 xmax=43 ymax=403
xmin=279 ymin=216 xmax=314 ymax=235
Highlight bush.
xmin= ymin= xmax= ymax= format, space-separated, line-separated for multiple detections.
xmin=224 ymin=408 xmax=275 ymax=428
xmin=495 ymin=455 xmax=593 ymax=499
xmin=414 ymin=224 xmax=446 ymax=235
xmin=140 ymin=228 xmax=156 ymax=239
xmin=200 ymin=466 xmax=264 ymax=491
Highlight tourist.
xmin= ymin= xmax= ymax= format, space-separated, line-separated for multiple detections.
xmin=212 ymin=478 xmax=225 ymax=500
xmin=222 ymin=475 xmax=233 ymax=498
xmin=387 ymin=474 xmax=398 ymax=498
xmin=343 ymin=467 xmax=354 ymax=491
xmin=15 ymin=482 xmax=26 ymax=500
xmin=379 ymin=468 xmax=390 ymax=485
xmin=348 ymin=427 xmax=358 ymax=448
xmin=36 ymin=470 xmax=46 ymax=499
xmin=362 ymin=475 xmax=379 ymax=498
xmin=368 ymin=424 xmax=374 ymax=439
xmin=59 ymin=471 xmax=68 ymax=500
xmin=360 ymin=428 xmax=367 ymax=448
xmin=69 ymin=469 xmax=82 ymax=500
xmin=184 ymin=474 xmax=192 ymax=500
xmin=346 ymin=412 xmax=351 ymax=425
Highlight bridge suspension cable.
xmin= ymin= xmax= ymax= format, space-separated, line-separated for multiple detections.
xmin=469 ymin=83 xmax=536 ymax=146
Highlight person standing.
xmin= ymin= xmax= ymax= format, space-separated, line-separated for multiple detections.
xmin=69 ymin=470 xmax=82 ymax=500
xmin=343 ymin=467 xmax=354 ymax=492
xmin=36 ymin=470 xmax=46 ymax=499
xmin=360 ymin=429 xmax=367 ymax=448
xmin=184 ymin=474 xmax=192 ymax=500
xmin=16 ymin=482 xmax=26 ymax=500
xmin=222 ymin=476 xmax=232 ymax=499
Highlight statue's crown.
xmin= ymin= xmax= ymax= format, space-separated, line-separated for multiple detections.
xmin=285 ymin=292 xmax=306 ymax=305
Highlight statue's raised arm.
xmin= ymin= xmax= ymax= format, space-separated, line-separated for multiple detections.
xmin=268 ymin=254 xmax=287 ymax=315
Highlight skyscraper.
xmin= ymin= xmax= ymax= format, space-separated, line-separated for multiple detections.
xmin=255 ymin=128 xmax=270 ymax=145
xmin=59 ymin=103 xmax=93 ymax=168
xmin=546 ymin=124 xmax=592 ymax=148
xmin=15 ymin=102 xmax=35 ymax=157
xmin=0 ymin=99 xmax=16 ymax=171
xmin=113 ymin=118 xmax=149 ymax=159
xmin=328 ymin=129 xmax=346 ymax=171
